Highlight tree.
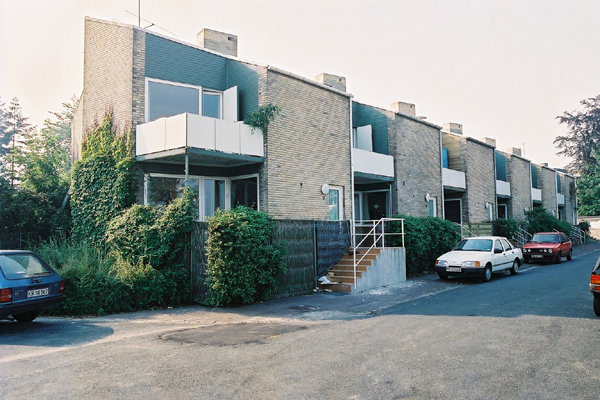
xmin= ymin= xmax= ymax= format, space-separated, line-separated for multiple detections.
xmin=576 ymin=150 xmax=600 ymax=216
xmin=20 ymin=96 xmax=77 ymax=200
xmin=554 ymin=94 xmax=600 ymax=174
xmin=1 ymin=97 xmax=33 ymax=186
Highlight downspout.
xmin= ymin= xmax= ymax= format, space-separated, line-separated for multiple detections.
xmin=349 ymin=98 xmax=355 ymax=247
xmin=439 ymin=128 xmax=445 ymax=219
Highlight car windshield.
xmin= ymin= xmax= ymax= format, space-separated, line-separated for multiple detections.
xmin=531 ymin=234 xmax=559 ymax=244
xmin=453 ymin=239 xmax=493 ymax=252
xmin=0 ymin=254 xmax=54 ymax=280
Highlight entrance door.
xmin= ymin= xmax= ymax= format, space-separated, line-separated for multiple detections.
xmin=444 ymin=199 xmax=462 ymax=224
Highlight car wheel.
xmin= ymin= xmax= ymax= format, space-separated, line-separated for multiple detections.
xmin=438 ymin=274 xmax=449 ymax=280
xmin=566 ymin=249 xmax=573 ymax=261
xmin=594 ymin=298 xmax=600 ymax=317
xmin=555 ymin=252 xmax=562 ymax=264
xmin=510 ymin=259 xmax=519 ymax=275
xmin=13 ymin=310 xmax=40 ymax=323
xmin=481 ymin=265 xmax=492 ymax=282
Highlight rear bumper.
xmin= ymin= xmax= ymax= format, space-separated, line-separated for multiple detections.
xmin=434 ymin=265 xmax=485 ymax=278
xmin=0 ymin=294 xmax=66 ymax=319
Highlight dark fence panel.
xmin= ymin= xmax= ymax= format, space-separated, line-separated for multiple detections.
xmin=189 ymin=219 xmax=351 ymax=302
xmin=190 ymin=222 xmax=209 ymax=303
xmin=315 ymin=220 xmax=351 ymax=278
xmin=272 ymin=220 xmax=316 ymax=295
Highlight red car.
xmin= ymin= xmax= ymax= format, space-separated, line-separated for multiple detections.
xmin=590 ymin=255 xmax=600 ymax=316
xmin=522 ymin=232 xmax=572 ymax=264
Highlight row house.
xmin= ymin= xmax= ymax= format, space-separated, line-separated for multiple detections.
xmin=442 ymin=123 xmax=577 ymax=225
xmin=72 ymin=17 xmax=577 ymax=235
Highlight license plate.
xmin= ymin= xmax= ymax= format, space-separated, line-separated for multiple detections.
xmin=27 ymin=288 xmax=48 ymax=298
xmin=446 ymin=267 xmax=462 ymax=272
xmin=532 ymin=255 xmax=543 ymax=258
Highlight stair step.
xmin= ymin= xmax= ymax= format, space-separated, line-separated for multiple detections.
xmin=330 ymin=270 xmax=363 ymax=278
xmin=318 ymin=282 xmax=352 ymax=293
xmin=329 ymin=276 xmax=356 ymax=284
xmin=331 ymin=265 xmax=368 ymax=272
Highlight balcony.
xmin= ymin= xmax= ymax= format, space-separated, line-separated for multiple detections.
xmin=136 ymin=113 xmax=264 ymax=167
xmin=442 ymin=168 xmax=466 ymax=190
xmin=496 ymin=180 xmax=511 ymax=198
xmin=532 ymin=188 xmax=542 ymax=203
xmin=352 ymin=148 xmax=394 ymax=183
xmin=557 ymin=193 xmax=565 ymax=206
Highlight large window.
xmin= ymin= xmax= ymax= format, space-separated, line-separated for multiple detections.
xmin=146 ymin=79 xmax=225 ymax=122
xmin=145 ymin=174 xmax=258 ymax=219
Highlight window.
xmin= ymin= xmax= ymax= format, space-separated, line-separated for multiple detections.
xmin=494 ymin=240 xmax=504 ymax=253
xmin=329 ymin=186 xmax=343 ymax=220
xmin=442 ymin=148 xmax=448 ymax=168
xmin=145 ymin=173 xmax=258 ymax=220
xmin=202 ymin=91 xmax=221 ymax=119
xmin=495 ymin=151 xmax=506 ymax=181
xmin=486 ymin=202 xmax=494 ymax=221
xmin=428 ymin=197 xmax=437 ymax=217
xmin=146 ymin=79 xmax=235 ymax=123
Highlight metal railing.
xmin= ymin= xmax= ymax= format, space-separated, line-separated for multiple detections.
xmin=569 ymin=225 xmax=586 ymax=245
xmin=513 ymin=227 xmax=532 ymax=247
xmin=351 ymin=218 xmax=404 ymax=288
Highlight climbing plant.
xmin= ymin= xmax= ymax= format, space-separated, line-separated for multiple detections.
xmin=70 ymin=112 xmax=135 ymax=244
xmin=244 ymin=103 xmax=281 ymax=135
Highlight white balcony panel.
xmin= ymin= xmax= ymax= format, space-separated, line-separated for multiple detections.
xmin=215 ymin=119 xmax=240 ymax=154
xmin=239 ymin=123 xmax=263 ymax=156
xmin=136 ymin=113 xmax=263 ymax=158
xmin=136 ymin=118 xmax=167 ymax=155
xmin=496 ymin=180 xmax=511 ymax=197
xmin=443 ymin=168 xmax=466 ymax=190
xmin=352 ymin=148 xmax=394 ymax=178
xmin=165 ymin=113 xmax=188 ymax=150
xmin=531 ymin=188 xmax=542 ymax=202
xmin=557 ymin=193 xmax=565 ymax=206
xmin=187 ymin=114 xmax=216 ymax=150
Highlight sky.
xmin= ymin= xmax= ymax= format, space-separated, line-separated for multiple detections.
xmin=1 ymin=0 xmax=599 ymax=169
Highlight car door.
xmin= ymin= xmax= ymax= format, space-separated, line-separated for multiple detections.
xmin=492 ymin=239 xmax=509 ymax=270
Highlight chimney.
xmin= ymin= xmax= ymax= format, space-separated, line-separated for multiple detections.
xmin=315 ymin=73 xmax=346 ymax=92
xmin=542 ymin=163 xmax=549 ymax=167
xmin=442 ymin=122 xmax=463 ymax=135
xmin=481 ymin=137 xmax=497 ymax=147
xmin=197 ymin=28 xmax=238 ymax=57
xmin=507 ymin=147 xmax=522 ymax=156
xmin=390 ymin=101 xmax=416 ymax=117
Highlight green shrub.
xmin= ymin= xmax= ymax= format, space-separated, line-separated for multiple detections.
xmin=388 ymin=216 xmax=460 ymax=276
xmin=492 ymin=218 xmax=520 ymax=239
xmin=204 ymin=207 xmax=286 ymax=306
xmin=525 ymin=208 xmax=572 ymax=236
xmin=578 ymin=221 xmax=591 ymax=236
xmin=105 ymin=187 xmax=196 ymax=269
xmin=35 ymin=239 xmax=189 ymax=316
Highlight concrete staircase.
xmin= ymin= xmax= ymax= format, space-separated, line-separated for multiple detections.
xmin=317 ymin=248 xmax=382 ymax=293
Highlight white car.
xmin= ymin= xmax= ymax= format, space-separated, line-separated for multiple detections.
xmin=434 ymin=236 xmax=524 ymax=282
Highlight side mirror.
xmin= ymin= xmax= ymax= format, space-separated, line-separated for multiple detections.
xmin=494 ymin=248 xmax=503 ymax=254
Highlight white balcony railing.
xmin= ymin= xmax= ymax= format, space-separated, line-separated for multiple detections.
xmin=442 ymin=167 xmax=466 ymax=190
xmin=557 ymin=193 xmax=565 ymax=206
xmin=496 ymin=180 xmax=511 ymax=197
xmin=136 ymin=113 xmax=264 ymax=158
xmin=531 ymin=187 xmax=542 ymax=203
xmin=352 ymin=148 xmax=394 ymax=178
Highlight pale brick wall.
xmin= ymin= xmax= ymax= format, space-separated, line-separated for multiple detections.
xmin=389 ymin=115 xmax=443 ymax=217
xmin=505 ymin=153 xmax=532 ymax=222
xmin=262 ymin=69 xmax=352 ymax=220
xmin=541 ymin=166 xmax=558 ymax=216
xmin=464 ymin=138 xmax=496 ymax=222
xmin=80 ymin=18 xmax=135 ymax=143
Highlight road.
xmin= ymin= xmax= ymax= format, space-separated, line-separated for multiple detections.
xmin=1 ymin=245 xmax=600 ymax=399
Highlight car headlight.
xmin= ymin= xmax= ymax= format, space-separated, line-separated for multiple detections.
xmin=436 ymin=260 xmax=448 ymax=266
xmin=524 ymin=248 xmax=530 ymax=253
xmin=462 ymin=261 xmax=481 ymax=267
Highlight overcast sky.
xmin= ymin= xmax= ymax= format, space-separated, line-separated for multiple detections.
xmin=1 ymin=0 xmax=599 ymax=169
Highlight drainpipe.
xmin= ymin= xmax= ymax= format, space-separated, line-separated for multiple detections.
xmin=439 ymin=128 xmax=445 ymax=219
xmin=349 ymin=98 xmax=356 ymax=247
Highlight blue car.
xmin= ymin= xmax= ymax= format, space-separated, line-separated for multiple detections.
xmin=0 ymin=250 xmax=66 ymax=322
